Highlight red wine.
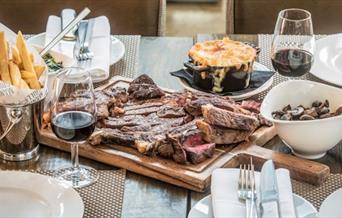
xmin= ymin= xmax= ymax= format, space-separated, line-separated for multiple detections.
xmin=272 ymin=49 xmax=313 ymax=77
xmin=52 ymin=111 xmax=95 ymax=142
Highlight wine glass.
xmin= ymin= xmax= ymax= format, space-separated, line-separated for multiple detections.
xmin=51 ymin=67 xmax=98 ymax=188
xmin=272 ymin=8 xmax=315 ymax=79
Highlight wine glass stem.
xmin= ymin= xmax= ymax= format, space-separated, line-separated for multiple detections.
xmin=71 ymin=143 xmax=80 ymax=169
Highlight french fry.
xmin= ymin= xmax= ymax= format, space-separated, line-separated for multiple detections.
xmin=34 ymin=65 xmax=45 ymax=78
xmin=9 ymin=61 xmax=21 ymax=87
xmin=16 ymin=31 xmax=40 ymax=89
xmin=11 ymin=46 xmax=21 ymax=65
xmin=19 ymin=78 xmax=30 ymax=89
xmin=30 ymin=53 xmax=34 ymax=63
xmin=0 ymin=60 xmax=11 ymax=84
xmin=21 ymin=70 xmax=36 ymax=80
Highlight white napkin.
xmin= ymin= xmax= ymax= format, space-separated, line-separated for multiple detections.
xmin=211 ymin=168 xmax=296 ymax=218
xmin=45 ymin=15 xmax=111 ymax=81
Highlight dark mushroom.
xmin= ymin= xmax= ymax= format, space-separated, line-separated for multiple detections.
xmin=318 ymin=107 xmax=330 ymax=115
xmin=289 ymin=106 xmax=305 ymax=117
xmin=299 ymin=114 xmax=315 ymax=120
xmin=280 ymin=113 xmax=292 ymax=120
xmin=282 ymin=104 xmax=291 ymax=112
xmin=319 ymin=113 xmax=332 ymax=119
xmin=312 ymin=101 xmax=322 ymax=107
xmin=324 ymin=99 xmax=329 ymax=107
xmin=304 ymin=108 xmax=318 ymax=118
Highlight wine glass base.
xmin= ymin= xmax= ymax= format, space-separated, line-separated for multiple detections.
xmin=53 ymin=165 xmax=98 ymax=188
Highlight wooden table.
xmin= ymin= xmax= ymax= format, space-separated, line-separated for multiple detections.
xmin=1 ymin=34 xmax=342 ymax=218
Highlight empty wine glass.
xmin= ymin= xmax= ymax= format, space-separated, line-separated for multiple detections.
xmin=272 ymin=8 xmax=315 ymax=79
xmin=51 ymin=67 xmax=98 ymax=188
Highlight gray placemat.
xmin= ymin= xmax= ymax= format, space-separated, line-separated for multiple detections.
xmin=110 ymin=35 xmax=140 ymax=79
xmin=37 ymin=169 xmax=126 ymax=218
xmin=292 ymin=174 xmax=342 ymax=209
xmin=256 ymin=34 xmax=329 ymax=100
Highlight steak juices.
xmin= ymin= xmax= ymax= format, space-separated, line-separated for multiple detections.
xmin=186 ymin=37 xmax=257 ymax=93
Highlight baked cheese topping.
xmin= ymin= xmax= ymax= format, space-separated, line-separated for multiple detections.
xmin=188 ymin=37 xmax=256 ymax=67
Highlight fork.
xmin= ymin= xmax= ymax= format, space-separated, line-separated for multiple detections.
xmin=238 ymin=159 xmax=259 ymax=218
xmin=80 ymin=18 xmax=94 ymax=60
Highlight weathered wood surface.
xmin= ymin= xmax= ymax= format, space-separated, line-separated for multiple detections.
xmin=1 ymin=35 xmax=341 ymax=218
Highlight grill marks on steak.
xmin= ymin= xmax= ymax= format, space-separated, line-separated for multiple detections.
xmin=202 ymin=104 xmax=260 ymax=131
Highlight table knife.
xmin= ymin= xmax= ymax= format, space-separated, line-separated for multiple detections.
xmin=259 ymin=160 xmax=281 ymax=218
xmin=61 ymin=9 xmax=77 ymax=41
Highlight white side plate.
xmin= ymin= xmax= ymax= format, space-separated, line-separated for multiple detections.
xmin=178 ymin=62 xmax=273 ymax=101
xmin=311 ymin=34 xmax=342 ymax=87
xmin=319 ymin=188 xmax=342 ymax=218
xmin=0 ymin=171 xmax=84 ymax=218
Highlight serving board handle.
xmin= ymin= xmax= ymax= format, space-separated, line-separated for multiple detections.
xmin=234 ymin=143 xmax=330 ymax=185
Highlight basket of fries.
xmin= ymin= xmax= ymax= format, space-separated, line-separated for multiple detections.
xmin=0 ymin=23 xmax=48 ymax=161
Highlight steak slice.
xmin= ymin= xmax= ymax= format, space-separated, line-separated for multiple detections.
xmin=128 ymin=74 xmax=165 ymax=100
xmin=121 ymin=124 xmax=152 ymax=132
xmin=94 ymin=90 xmax=114 ymax=120
xmin=196 ymin=120 xmax=251 ymax=144
xmin=202 ymin=104 xmax=259 ymax=131
xmin=124 ymin=106 xmax=160 ymax=116
xmin=184 ymin=143 xmax=215 ymax=164
xmin=184 ymin=97 xmax=236 ymax=116
xmin=124 ymin=101 xmax=164 ymax=111
xmin=88 ymin=128 xmax=137 ymax=146
xmin=104 ymin=115 xmax=144 ymax=129
xmin=156 ymin=105 xmax=187 ymax=118
xmin=103 ymin=87 xmax=128 ymax=103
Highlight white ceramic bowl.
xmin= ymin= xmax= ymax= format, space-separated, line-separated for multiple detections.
xmin=261 ymin=80 xmax=342 ymax=159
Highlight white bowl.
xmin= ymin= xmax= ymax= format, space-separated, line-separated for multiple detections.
xmin=261 ymin=80 xmax=342 ymax=159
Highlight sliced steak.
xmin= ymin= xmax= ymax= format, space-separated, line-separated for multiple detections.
xmin=121 ymin=124 xmax=152 ymax=132
xmin=202 ymin=104 xmax=259 ymax=131
xmin=124 ymin=101 xmax=164 ymax=111
xmin=184 ymin=143 xmax=215 ymax=164
xmin=124 ymin=106 xmax=160 ymax=116
xmin=196 ymin=120 xmax=251 ymax=144
xmin=156 ymin=105 xmax=187 ymax=118
xmin=128 ymin=74 xmax=165 ymax=100
xmin=104 ymin=115 xmax=144 ymax=129
xmin=103 ymin=87 xmax=128 ymax=103
xmin=88 ymin=128 xmax=137 ymax=146
xmin=240 ymin=100 xmax=261 ymax=113
xmin=94 ymin=90 xmax=114 ymax=119
xmin=184 ymin=97 xmax=236 ymax=116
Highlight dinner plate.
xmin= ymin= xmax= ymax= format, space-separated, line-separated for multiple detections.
xmin=319 ymin=188 xmax=342 ymax=217
xmin=27 ymin=33 xmax=125 ymax=82
xmin=178 ymin=62 xmax=273 ymax=101
xmin=188 ymin=194 xmax=317 ymax=218
xmin=0 ymin=171 xmax=84 ymax=218
xmin=311 ymin=34 xmax=342 ymax=87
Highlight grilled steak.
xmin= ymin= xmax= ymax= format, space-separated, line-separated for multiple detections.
xmin=103 ymin=87 xmax=128 ymax=103
xmin=125 ymin=106 xmax=161 ymax=116
xmin=184 ymin=143 xmax=215 ymax=164
xmin=202 ymin=104 xmax=259 ymax=131
xmin=124 ymin=101 xmax=164 ymax=111
xmin=184 ymin=97 xmax=236 ymax=116
xmin=196 ymin=120 xmax=251 ymax=144
xmin=128 ymin=74 xmax=165 ymax=100
xmin=103 ymin=115 xmax=144 ymax=129
xmin=89 ymin=128 xmax=137 ymax=147
xmin=157 ymin=105 xmax=187 ymax=118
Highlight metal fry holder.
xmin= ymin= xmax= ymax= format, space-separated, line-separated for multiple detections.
xmin=0 ymin=104 xmax=39 ymax=161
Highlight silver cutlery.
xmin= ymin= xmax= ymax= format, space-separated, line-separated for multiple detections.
xmin=40 ymin=7 xmax=91 ymax=56
xmin=61 ymin=9 xmax=77 ymax=41
xmin=238 ymin=159 xmax=259 ymax=218
xmin=260 ymin=160 xmax=281 ymax=218
xmin=76 ymin=18 xmax=94 ymax=61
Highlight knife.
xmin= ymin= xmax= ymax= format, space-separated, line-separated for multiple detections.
xmin=259 ymin=160 xmax=281 ymax=218
xmin=61 ymin=9 xmax=77 ymax=41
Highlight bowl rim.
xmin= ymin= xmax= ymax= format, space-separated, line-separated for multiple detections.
xmin=260 ymin=80 xmax=342 ymax=124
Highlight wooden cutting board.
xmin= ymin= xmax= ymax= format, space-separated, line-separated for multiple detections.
xmin=35 ymin=76 xmax=330 ymax=192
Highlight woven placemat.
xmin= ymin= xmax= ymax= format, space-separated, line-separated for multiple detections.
xmin=38 ymin=169 xmax=126 ymax=218
xmin=110 ymin=35 xmax=140 ymax=79
xmin=292 ymin=174 xmax=342 ymax=209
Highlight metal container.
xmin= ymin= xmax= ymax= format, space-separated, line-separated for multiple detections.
xmin=0 ymin=105 xmax=39 ymax=161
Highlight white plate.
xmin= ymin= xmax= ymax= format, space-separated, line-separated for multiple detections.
xmin=27 ymin=33 xmax=125 ymax=82
xmin=311 ymin=34 xmax=342 ymax=87
xmin=0 ymin=171 xmax=84 ymax=218
xmin=179 ymin=62 xmax=273 ymax=101
xmin=319 ymin=188 xmax=342 ymax=217
xmin=188 ymin=194 xmax=317 ymax=218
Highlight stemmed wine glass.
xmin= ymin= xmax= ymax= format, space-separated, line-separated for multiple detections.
xmin=272 ymin=8 xmax=315 ymax=79
xmin=51 ymin=67 xmax=98 ymax=188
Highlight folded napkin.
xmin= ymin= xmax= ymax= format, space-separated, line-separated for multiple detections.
xmin=211 ymin=168 xmax=296 ymax=218
xmin=46 ymin=15 xmax=111 ymax=81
